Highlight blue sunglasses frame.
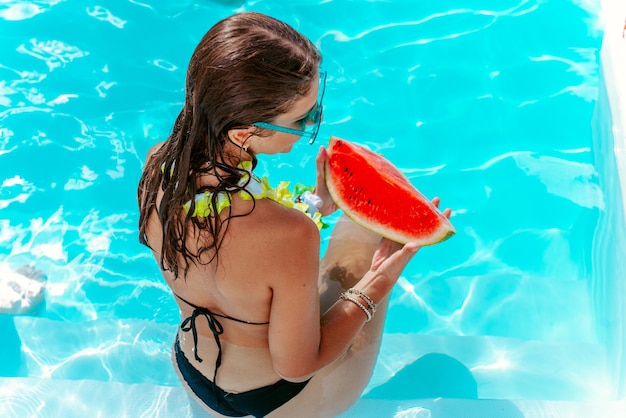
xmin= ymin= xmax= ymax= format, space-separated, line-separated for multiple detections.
xmin=252 ymin=71 xmax=327 ymax=145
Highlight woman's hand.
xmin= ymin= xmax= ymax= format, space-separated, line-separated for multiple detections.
xmin=369 ymin=238 xmax=420 ymax=284
xmin=368 ymin=197 xmax=452 ymax=285
xmin=313 ymin=146 xmax=339 ymax=216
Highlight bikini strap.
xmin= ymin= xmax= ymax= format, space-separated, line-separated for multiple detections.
xmin=172 ymin=291 xmax=269 ymax=399
xmin=173 ymin=292 xmax=269 ymax=325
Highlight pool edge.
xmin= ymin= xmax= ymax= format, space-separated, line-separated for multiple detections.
xmin=601 ymin=0 xmax=626 ymax=193
xmin=597 ymin=0 xmax=626 ymax=399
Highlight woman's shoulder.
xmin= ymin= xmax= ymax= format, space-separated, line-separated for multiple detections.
xmin=231 ymin=196 xmax=320 ymax=249
xmin=146 ymin=141 xmax=164 ymax=161
xmin=250 ymin=195 xmax=319 ymax=230
xmin=224 ymin=197 xmax=320 ymax=285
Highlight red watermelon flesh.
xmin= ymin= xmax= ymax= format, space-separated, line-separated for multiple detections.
xmin=325 ymin=136 xmax=455 ymax=245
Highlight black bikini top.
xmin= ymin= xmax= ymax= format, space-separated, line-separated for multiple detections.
xmin=173 ymin=292 xmax=269 ymax=386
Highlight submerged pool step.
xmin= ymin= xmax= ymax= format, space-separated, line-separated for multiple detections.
xmin=0 ymin=377 xmax=196 ymax=418
xmin=367 ymin=333 xmax=613 ymax=402
xmin=0 ymin=377 xmax=624 ymax=418
xmin=346 ymin=397 xmax=626 ymax=418
xmin=4 ymin=315 xmax=180 ymax=385
xmin=4 ymin=315 xmax=614 ymax=402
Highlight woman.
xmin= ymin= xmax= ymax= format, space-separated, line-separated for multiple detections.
xmin=138 ymin=12 xmax=450 ymax=418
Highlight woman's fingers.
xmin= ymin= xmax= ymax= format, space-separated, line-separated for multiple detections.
xmin=315 ymin=146 xmax=327 ymax=183
xmin=403 ymin=241 xmax=420 ymax=253
xmin=431 ymin=196 xmax=452 ymax=219
xmin=313 ymin=146 xmax=339 ymax=216
xmin=371 ymin=238 xmax=419 ymax=273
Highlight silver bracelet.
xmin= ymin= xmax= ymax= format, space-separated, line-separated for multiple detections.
xmin=340 ymin=293 xmax=373 ymax=322
xmin=347 ymin=288 xmax=377 ymax=314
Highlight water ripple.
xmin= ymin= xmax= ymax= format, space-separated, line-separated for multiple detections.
xmin=529 ymin=48 xmax=599 ymax=101
xmin=151 ymin=59 xmax=178 ymax=72
xmin=323 ymin=0 xmax=540 ymax=49
xmin=0 ymin=127 xmax=14 ymax=149
xmin=0 ymin=80 xmax=15 ymax=106
xmin=86 ymin=5 xmax=126 ymax=28
xmin=17 ymin=39 xmax=89 ymax=71
xmin=95 ymin=81 xmax=117 ymax=98
xmin=14 ymin=316 xmax=178 ymax=384
xmin=463 ymin=149 xmax=604 ymax=209
xmin=0 ymin=65 xmax=48 ymax=108
xmin=63 ymin=166 xmax=98 ymax=191
xmin=401 ymin=165 xmax=446 ymax=179
xmin=0 ymin=206 xmax=160 ymax=322
xmin=0 ymin=175 xmax=36 ymax=209
xmin=0 ymin=0 xmax=62 ymax=21
xmin=0 ymin=106 xmax=51 ymax=122
xmin=515 ymin=153 xmax=604 ymax=209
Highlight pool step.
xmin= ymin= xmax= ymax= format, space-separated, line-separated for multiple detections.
xmin=367 ymin=333 xmax=612 ymax=401
xmin=0 ymin=377 xmax=624 ymax=418
xmin=3 ymin=317 xmax=615 ymax=401
xmin=4 ymin=315 xmax=179 ymax=385
xmin=0 ymin=377 xmax=199 ymax=418
xmin=345 ymin=397 xmax=626 ymax=418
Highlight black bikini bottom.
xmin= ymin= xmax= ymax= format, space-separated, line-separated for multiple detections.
xmin=174 ymin=339 xmax=310 ymax=417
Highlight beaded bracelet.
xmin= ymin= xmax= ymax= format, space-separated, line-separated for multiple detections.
xmin=340 ymin=293 xmax=373 ymax=322
xmin=347 ymin=288 xmax=377 ymax=314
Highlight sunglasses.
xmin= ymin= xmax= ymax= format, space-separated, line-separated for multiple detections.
xmin=252 ymin=71 xmax=327 ymax=145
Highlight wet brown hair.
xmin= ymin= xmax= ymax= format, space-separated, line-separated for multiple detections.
xmin=138 ymin=12 xmax=322 ymax=278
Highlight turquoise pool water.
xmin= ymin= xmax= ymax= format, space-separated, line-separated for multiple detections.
xmin=1 ymin=0 xmax=624 ymax=416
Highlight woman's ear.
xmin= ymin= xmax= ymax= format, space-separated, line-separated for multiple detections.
xmin=227 ymin=128 xmax=254 ymax=150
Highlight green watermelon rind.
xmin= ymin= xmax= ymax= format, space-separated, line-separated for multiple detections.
xmin=325 ymin=137 xmax=455 ymax=246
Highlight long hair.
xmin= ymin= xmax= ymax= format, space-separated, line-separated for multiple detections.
xmin=138 ymin=12 xmax=322 ymax=278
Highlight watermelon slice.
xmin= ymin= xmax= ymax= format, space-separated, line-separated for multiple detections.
xmin=324 ymin=136 xmax=455 ymax=245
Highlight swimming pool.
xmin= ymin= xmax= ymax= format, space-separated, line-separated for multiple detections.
xmin=1 ymin=0 xmax=625 ymax=416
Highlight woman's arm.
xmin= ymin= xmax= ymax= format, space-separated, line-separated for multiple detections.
xmin=266 ymin=210 xmax=420 ymax=381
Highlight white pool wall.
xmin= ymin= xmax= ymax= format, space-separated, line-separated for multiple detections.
xmin=601 ymin=0 xmax=626 ymax=202
xmin=595 ymin=0 xmax=626 ymax=399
